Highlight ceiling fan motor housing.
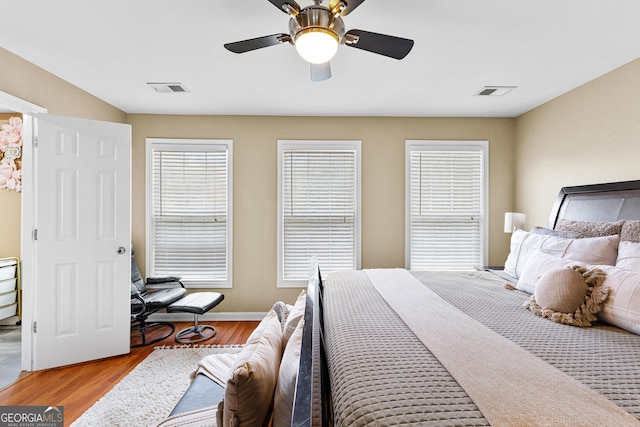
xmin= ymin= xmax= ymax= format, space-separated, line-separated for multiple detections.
xmin=289 ymin=6 xmax=346 ymax=45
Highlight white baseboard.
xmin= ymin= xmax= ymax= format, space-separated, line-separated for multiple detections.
xmin=0 ymin=313 xmax=266 ymax=327
xmin=149 ymin=312 xmax=268 ymax=322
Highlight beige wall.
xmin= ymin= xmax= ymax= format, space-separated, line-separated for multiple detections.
xmin=0 ymin=48 xmax=127 ymax=259
xmin=515 ymin=58 xmax=640 ymax=228
xmin=129 ymin=115 xmax=516 ymax=311
xmin=0 ymin=48 xmax=126 ymax=122
xmin=0 ymin=46 xmax=518 ymax=313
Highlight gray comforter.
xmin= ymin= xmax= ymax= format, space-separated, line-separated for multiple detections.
xmin=323 ymin=270 xmax=640 ymax=426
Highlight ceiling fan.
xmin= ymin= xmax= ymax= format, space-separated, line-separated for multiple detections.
xmin=224 ymin=0 xmax=414 ymax=81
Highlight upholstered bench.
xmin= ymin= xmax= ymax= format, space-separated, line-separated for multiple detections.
xmin=166 ymin=292 xmax=225 ymax=344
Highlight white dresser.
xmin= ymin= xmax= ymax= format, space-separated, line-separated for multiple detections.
xmin=0 ymin=258 xmax=20 ymax=321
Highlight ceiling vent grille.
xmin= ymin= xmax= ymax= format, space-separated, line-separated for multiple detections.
xmin=474 ymin=86 xmax=516 ymax=96
xmin=147 ymin=82 xmax=189 ymax=93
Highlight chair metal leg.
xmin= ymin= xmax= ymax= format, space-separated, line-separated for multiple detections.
xmin=131 ymin=319 xmax=176 ymax=348
xmin=175 ymin=314 xmax=217 ymax=344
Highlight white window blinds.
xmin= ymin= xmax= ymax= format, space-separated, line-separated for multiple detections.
xmin=278 ymin=141 xmax=361 ymax=287
xmin=147 ymin=139 xmax=232 ymax=288
xmin=406 ymin=141 xmax=487 ymax=271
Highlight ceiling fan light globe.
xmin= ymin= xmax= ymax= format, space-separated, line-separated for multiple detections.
xmin=295 ymin=28 xmax=339 ymax=64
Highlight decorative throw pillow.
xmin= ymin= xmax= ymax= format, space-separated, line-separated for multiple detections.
xmin=534 ymin=267 xmax=588 ymax=313
xmin=223 ymin=309 xmax=284 ymax=427
xmin=621 ymin=220 xmax=640 ymax=242
xmin=273 ymin=318 xmax=304 ymax=427
xmin=530 ymin=226 xmax=584 ymax=239
xmin=524 ymin=265 xmax=608 ymax=327
xmin=555 ymin=219 xmax=624 ymax=237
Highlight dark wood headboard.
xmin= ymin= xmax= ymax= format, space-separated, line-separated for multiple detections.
xmin=548 ymin=180 xmax=640 ymax=229
xmin=291 ymin=257 xmax=327 ymax=427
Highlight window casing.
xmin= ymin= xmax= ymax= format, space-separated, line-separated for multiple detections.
xmin=278 ymin=140 xmax=361 ymax=287
xmin=146 ymin=138 xmax=232 ymax=288
xmin=405 ymin=140 xmax=488 ymax=271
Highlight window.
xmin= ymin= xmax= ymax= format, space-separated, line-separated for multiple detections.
xmin=405 ymin=140 xmax=488 ymax=270
xmin=146 ymin=138 xmax=232 ymax=288
xmin=278 ymin=140 xmax=361 ymax=287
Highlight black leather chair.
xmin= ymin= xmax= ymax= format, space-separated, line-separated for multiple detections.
xmin=130 ymin=245 xmax=187 ymax=347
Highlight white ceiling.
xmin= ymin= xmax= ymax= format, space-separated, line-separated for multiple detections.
xmin=1 ymin=0 xmax=639 ymax=117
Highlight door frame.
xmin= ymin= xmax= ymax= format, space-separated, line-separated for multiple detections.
xmin=0 ymin=90 xmax=47 ymax=371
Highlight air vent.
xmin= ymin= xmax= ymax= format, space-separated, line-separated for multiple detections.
xmin=474 ymin=86 xmax=516 ymax=96
xmin=146 ymin=82 xmax=189 ymax=93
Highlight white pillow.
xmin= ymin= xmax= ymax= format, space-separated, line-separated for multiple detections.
xmin=504 ymin=230 xmax=619 ymax=279
xmin=517 ymin=251 xmax=578 ymax=294
xmin=597 ymin=265 xmax=640 ymax=335
xmin=282 ymin=290 xmax=306 ymax=350
xmin=616 ymin=241 xmax=640 ymax=271
xmin=504 ymin=229 xmax=533 ymax=279
xmin=273 ymin=318 xmax=304 ymax=427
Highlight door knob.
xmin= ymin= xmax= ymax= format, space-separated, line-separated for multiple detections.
xmin=117 ymin=247 xmax=126 ymax=255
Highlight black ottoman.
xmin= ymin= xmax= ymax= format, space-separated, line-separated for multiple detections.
xmin=166 ymin=292 xmax=225 ymax=343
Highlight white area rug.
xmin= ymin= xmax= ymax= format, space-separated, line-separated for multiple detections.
xmin=71 ymin=345 xmax=242 ymax=427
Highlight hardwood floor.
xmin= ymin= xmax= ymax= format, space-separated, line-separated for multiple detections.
xmin=0 ymin=320 xmax=259 ymax=426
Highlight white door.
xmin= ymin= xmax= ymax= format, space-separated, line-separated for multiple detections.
xmin=32 ymin=114 xmax=131 ymax=370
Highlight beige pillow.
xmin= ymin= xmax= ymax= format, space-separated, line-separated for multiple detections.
xmin=616 ymin=241 xmax=640 ymax=271
xmin=524 ymin=265 xmax=608 ymax=327
xmin=534 ymin=267 xmax=588 ymax=313
xmin=555 ymin=219 xmax=624 ymax=237
xmin=223 ymin=309 xmax=284 ymax=427
xmin=282 ymin=290 xmax=306 ymax=350
xmin=597 ymin=265 xmax=640 ymax=335
xmin=273 ymin=318 xmax=304 ymax=427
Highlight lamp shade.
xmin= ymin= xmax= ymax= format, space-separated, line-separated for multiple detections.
xmin=295 ymin=28 xmax=339 ymax=64
xmin=504 ymin=212 xmax=526 ymax=233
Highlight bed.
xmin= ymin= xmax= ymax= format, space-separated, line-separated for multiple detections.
xmin=291 ymin=179 xmax=640 ymax=427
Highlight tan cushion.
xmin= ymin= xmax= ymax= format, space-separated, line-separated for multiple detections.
xmin=273 ymin=318 xmax=304 ymax=427
xmin=282 ymin=290 xmax=306 ymax=350
xmin=505 ymin=230 xmax=619 ymax=280
xmin=223 ymin=309 xmax=283 ymax=427
xmin=525 ymin=265 xmax=608 ymax=327
xmin=534 ymin=267 xmax=587 ymax=313
xmin=616 ymin=241 xmax=640 ymax=271
xmin=597 ymin=265 xmax=640 ymax=335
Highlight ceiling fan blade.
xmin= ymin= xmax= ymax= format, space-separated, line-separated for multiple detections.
xmin=330 ymin=0 xmax=365 ymax=16
xmin=267 ymin=0 xmax=300 ymax=15
xmin=310 ymin=62 xmax=331 ymax=81
xmin=344 ymin=29 xmax=414 ymax=60
xmin=224 ymin=34 xmax=290 ymax=54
